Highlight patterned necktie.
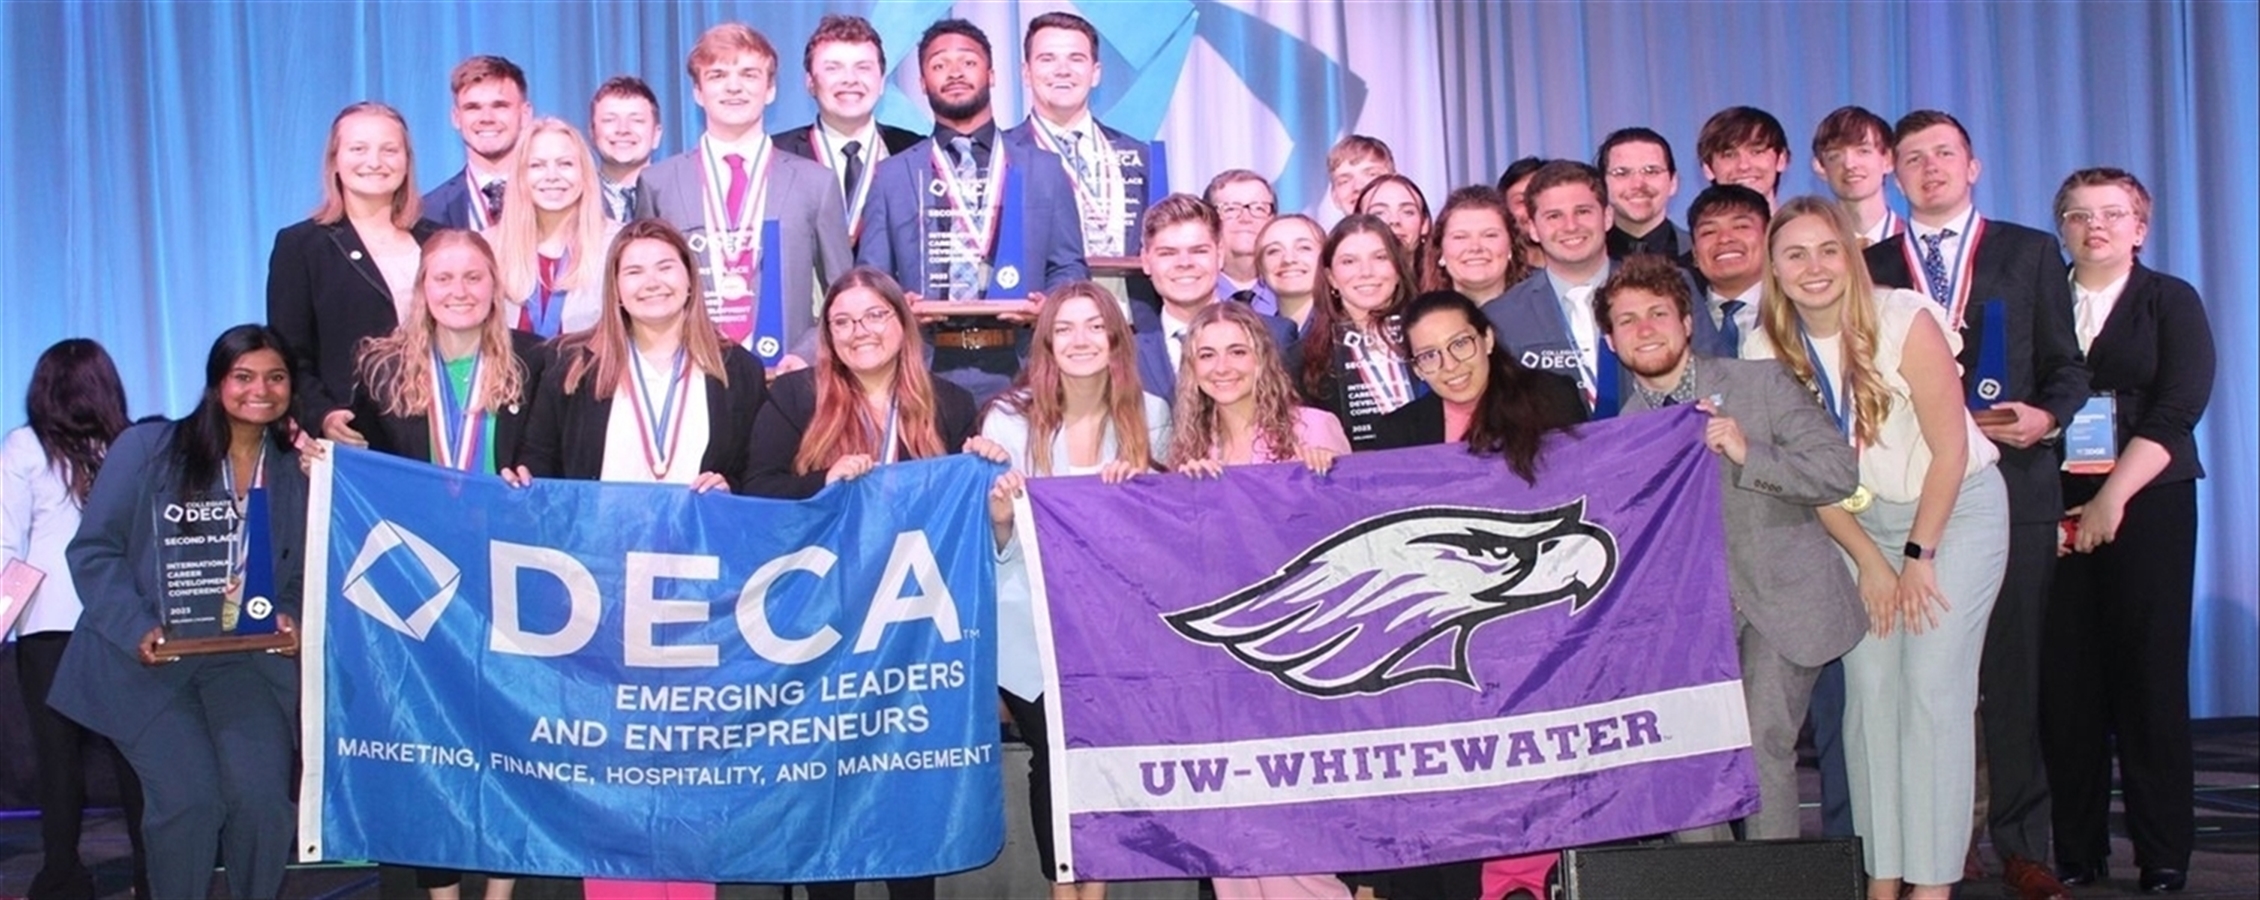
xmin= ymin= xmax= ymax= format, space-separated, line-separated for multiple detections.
xmin=479 ymin=179 xmax=506 ymax=224
xmin=1919 ymin=229 xmax=1957 ymax=308
xmin=840 ymin=140 xmax=864 ymax=201
xmin=1063 ymin=129 xmax=1093 ymax=183
xmin=1719 ymin=299 xmax=1746 ymax=355
xmin=947 ymin=137 xmax=981 ymax=302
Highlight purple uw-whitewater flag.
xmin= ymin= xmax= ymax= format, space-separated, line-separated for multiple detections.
xmin=1018 ymin=407 xmax=1757 ymax=881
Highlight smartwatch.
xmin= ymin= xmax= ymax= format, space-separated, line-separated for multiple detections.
xmin=1903 ymin=542 xmax=1934 ymax=561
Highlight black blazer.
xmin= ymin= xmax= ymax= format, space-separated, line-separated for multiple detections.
xmin=348 ymin=331 xmax=552 ymax=471
xmin=743 ymin=368 xmax=980 ymax=500
xmin=419 ymin=167 xmax=477 ymax=230
xmin=1367 ymin=371 xmax=1588 ymax=450
xmin=1866 ymin=219 xmax=2091 ymax=523
xmin=519 ymin=342 xmax=769 ymax=489
xmin=771 ymin=122 xmax=926 ymax=162
xmin=265 ymin=217 xmax=440 ymax=428
xmin=2063 ymin=262 xmax=2215 ymax=504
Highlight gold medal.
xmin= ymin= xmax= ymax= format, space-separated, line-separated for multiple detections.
xmin=1839 ymin=484 xmax=1874 ymax=514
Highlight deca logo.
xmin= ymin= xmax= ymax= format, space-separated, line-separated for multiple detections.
xmin=342 ymin=520 xmax=462 ymax=640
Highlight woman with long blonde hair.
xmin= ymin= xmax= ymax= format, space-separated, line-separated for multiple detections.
xmin=518 ymin=218 xmax=763 ymax=491
xmin=491 ymin=118 xmax=617 ymax=337
xmin=1747 ymin=196 xmax=2008 ymax=900
xmin=980 ymin=281 xmax=1171 ymax=900
xmin=347 ymin=230 xmax=539 ymax=478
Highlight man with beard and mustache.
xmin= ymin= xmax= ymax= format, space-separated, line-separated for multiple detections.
xmin=1696 ymin=106 xmax=1792 ymax=211
xmin=1482 ymin=161 xmax=1722 ymax=419
xmin=1687 ymin=184 xmax=1771 ymax=356
xmin=588 ymin=75 xmax=663 ymax=222
xmin=633 ymin=22 xmax=853 ymax=377
xmin=422 ymin=55 xmax=530 ymax=232
xmin=856 ymin=18 xmax=1089 ymax=403
xmin=771 ymin=14 xmax=924 ymax=244
xmin=1863 ymin=108 xmax=2088 ymax=900
xmin=1596 ymin=127 xmax=1692 ymax=261
xmin=1601 ymin=253 xmax=1865 ymax=843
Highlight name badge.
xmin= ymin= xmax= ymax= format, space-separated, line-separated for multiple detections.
xmin=2062 ymin=393 xmax=2118 ymax=475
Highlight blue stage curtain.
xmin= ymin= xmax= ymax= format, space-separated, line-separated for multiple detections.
xmin=1 ymin=0 xmax=2251 ymax=714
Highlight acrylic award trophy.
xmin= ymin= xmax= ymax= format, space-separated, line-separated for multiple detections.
xmin=2062 ymin=393 xmax=2119 ymax=475
xmin=924 ymin=159 xmax=1038 ymax=316
xmin=1966 ymin=299 xmax=2017 ymax=427
xmin=151 ymin=488 xmax=291 ymax=657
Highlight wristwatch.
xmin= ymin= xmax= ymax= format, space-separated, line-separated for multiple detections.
xmin=1903 ymin=542 xmax=1934 ymax=561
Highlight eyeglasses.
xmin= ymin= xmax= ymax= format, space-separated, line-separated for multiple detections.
xmin=1410 ymin=332 xmax=1482 ymax=375
xmin=1605 ymin=165 xmax=1670 ymax=180
xmin=2060 ymin=207 xmax=2136 ymax=228
xmin=827 ymin=307 xmax=897 ymax=333
xmin=1216 ymin=201 xmax=1276 ymax=219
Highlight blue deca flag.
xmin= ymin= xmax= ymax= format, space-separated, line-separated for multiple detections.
xmin=298 ymin=446 xmax=1003 ymax=882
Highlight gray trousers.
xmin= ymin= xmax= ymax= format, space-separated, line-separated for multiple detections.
xmin=1672 ymin=615 xmax=1825 ymax=843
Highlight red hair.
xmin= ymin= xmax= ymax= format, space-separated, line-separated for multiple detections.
xmin=794 ymin=268 xmax=947 ymax=474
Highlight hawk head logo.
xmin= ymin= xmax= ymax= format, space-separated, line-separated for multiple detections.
xmin=1164 ymin=502 xmax=1619 ymax=697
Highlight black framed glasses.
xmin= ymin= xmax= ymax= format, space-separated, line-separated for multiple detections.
xmin=1410 ymin=332 xmax=1482 ymax=374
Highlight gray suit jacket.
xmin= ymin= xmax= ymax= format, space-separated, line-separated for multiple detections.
xmin=1621 ymin=356 xmax=1866 ymax=667
xmin=633 ymin=147 xmax=852 ymax=361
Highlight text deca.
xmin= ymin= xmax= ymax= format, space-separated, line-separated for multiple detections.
xmin=483 ymin=530 xmax=963 ymax=667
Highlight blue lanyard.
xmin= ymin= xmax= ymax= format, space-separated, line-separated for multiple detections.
xmin=1798 ymin=324 xmax=1851 ymax=438
xmin=527 ymin=251 xmax=567 ymax=338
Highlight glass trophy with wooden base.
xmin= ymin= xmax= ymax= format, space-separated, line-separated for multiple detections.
xmin=152 ymin=489 xmax=292 ymax=658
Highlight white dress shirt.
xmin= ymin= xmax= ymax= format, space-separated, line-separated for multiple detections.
xmin=2072 ymin=272 xmax=2130 ymax=354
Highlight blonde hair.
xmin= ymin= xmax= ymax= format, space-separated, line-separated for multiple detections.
xmin=354 ymin=230 xmax=526 ymax=417
xmin=493 ymin=118 xmax=614 ymax=308
xmin=557 ymin=219 xmax=731 ymax=399
xmin=1756 ymin=196 xmax=1893 ymax=446
xmin=1165 ymin=303 xmax=1301 ymax=467
xmin=989 ymin=282 xmax=1156 ymax=476
xmin=312 ymin=102 xmax=421 ymax=229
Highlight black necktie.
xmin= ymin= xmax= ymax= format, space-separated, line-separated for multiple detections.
xmin=1659 ymin=395 xmax=1681 ymax=407
xmin=840 ymin=140 xmax=865 ymax=201
xmin=1230 ymin=289 xmax=1256 ymax=305
xmin=479 ymin=179 xmax=507 ymax=223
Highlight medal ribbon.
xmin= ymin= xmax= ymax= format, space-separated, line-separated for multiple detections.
xmin=221 ymin=445 xmax=268 ymax=594
xmin=700 ymin=135 xmax=776 ymax=345
xmin=930 ymin=140 xmax=1009 ymax=282
xmin=627 ymin=347 xmax=691 ymax=479
xmin=427 ymin=348 xmax=490 ymax=471
xmin=523 ymin=251 xmax=567 ymax=338
xmin=1797 ymin=324 xmax=1855 ymax=442
xmin=1900 ymin=208 xmax=1985 ymax=330
xmin=1028 ymin=120 xmax=1128 ymax=254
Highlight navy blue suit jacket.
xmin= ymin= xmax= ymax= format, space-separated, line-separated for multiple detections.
xmin=420 ymin=167 xmax=477 ymax=230
xmin=1134 ymin=307 xmax=1299 ymax=399
xmin=854 ymin=132 xmax=1089 ymax=297
xmin=1000 ymin=118 xmax=1157 ymax=256
xmin=49 ymin=423 xmax=303 ymax=742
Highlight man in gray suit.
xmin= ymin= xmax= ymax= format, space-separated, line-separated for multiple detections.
xmin=634 ymin=22 xmax=852 ymax=376
xmin=1600 ymin=254 xmax=1868 ymax=840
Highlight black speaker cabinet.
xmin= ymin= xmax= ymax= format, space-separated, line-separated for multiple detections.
xmin=1559 ymin=838 xmax=1864 ymax=899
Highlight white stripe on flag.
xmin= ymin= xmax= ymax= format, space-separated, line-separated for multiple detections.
xmin=1060 ymin=679 xmax=1751 ymax=814
xmin=296 ymin=441 xmax=337 ymax=861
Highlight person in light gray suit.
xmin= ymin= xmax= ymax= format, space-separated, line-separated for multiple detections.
xmin=633 ymin=22 xmax=852 ymax=373
xmin=1599 ymin=255 xmax=1867 ymax=840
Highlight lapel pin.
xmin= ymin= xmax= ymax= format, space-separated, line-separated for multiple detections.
xmin=349 ymin=250 xmax=364 ymax=261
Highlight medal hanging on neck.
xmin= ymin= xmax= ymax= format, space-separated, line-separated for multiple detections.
xmin=700 ymin=135 xmax=781 ymax=358
xmin=524 ymin=251 xmax=567 ymax=338
xmin=1029 ymin=120 xmax=1128 ymax=257
xmin=221 ymin=445 xmax=268 ymax=601
xmin=815 ymin=125 xmax=881 ymax=243
xmin=627 ymin=346 xmax=691 ymax=480
xmin=930 ymin=141 xmax=1009 ymax=300
xmin=427 ymin=347 xmax=489 ymax=472
xmin=1799 ymin=324 xmax=1873 ymax=513
xmin=1900 ymin=207 xmax=1985 ymax=330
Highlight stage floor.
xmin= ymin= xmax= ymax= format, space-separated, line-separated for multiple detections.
xmin=2 ymin=719 xmax=2253 ymax=899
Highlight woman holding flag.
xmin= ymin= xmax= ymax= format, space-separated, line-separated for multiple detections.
xmin=1746 ymin=196 xmax=2007 ymax=900
xmin=518 ymin=218 xmax=766 ymax=494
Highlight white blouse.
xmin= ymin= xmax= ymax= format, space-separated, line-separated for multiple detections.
xmin=2 ymin=427 xmax=88 ymax=635
xmin=1747 ymin=288 xmax=1997 ymax=503
xmin=599 ymin=353 xmax=712 ymax=485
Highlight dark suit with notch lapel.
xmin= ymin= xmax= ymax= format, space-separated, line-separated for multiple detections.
xmin=419 ymin=167 xmax=478 ymax=230
xmin=855 ymin=126 xmax=1091 ymax=296
xmin=49 ymin=422 xmax=303 ymax=900
xmin=265 ymin=217 xmax=440 ymax=429
xmin=1866 ymin=216 xmax=2090 ymax=863
xmin=771 ymin=121 xmax=925 ymax=164
xmin=518 ymin=343 xmax=769 ymax=491
xmin=1623 ymin=357 xmax=1866 ymax=839
xmin=1134 ymin=307 xmax=1297 ymax=400
xmin=348 ymin=331 xmax=551 ymax=471
xmin=1000 ymin=117 xmax=1157 ymax=257
xmin=1483 ymin=265 xmax=1726 ymax=417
